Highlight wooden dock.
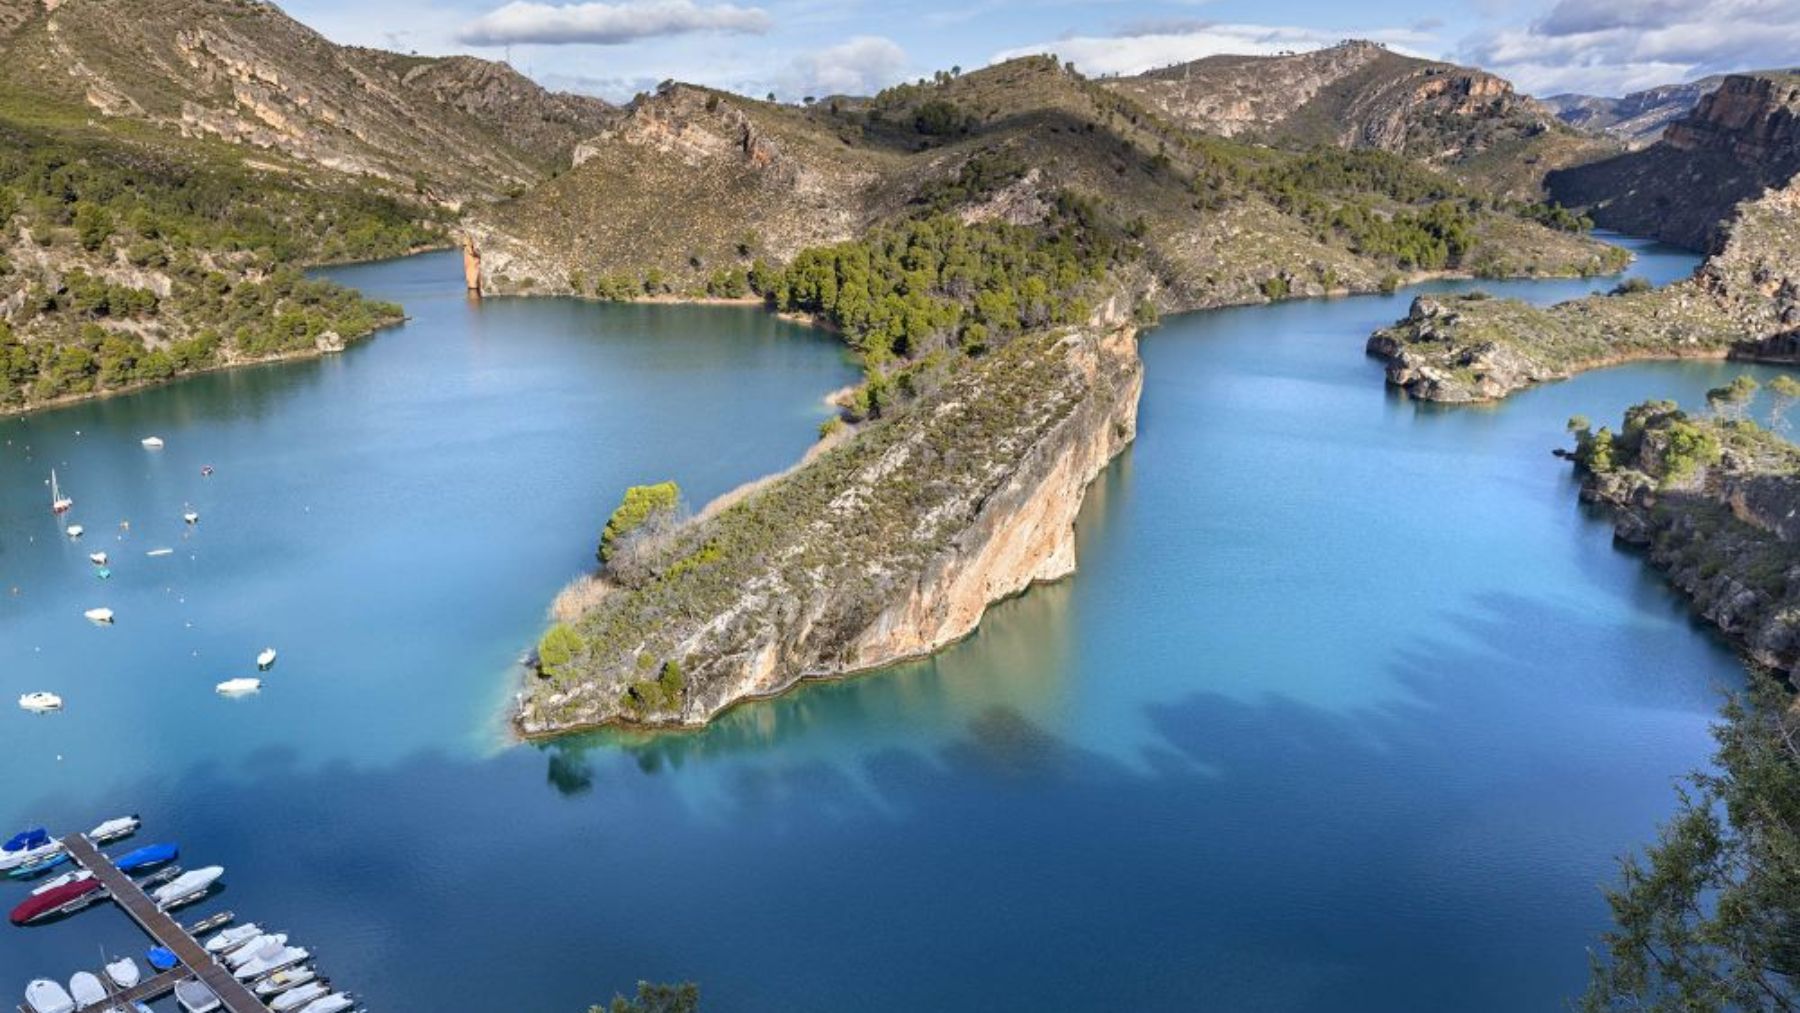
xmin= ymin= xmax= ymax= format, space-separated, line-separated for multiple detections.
xmin=13 ymin=833 xmax=271 ymax=1013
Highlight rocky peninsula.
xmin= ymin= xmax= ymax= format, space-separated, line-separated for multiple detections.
xmin=1568 ymin=398 xmax=1800 ymax=674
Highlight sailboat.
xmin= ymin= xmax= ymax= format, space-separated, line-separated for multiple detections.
xmin=49 ymin=471 xmax=72 ymax=515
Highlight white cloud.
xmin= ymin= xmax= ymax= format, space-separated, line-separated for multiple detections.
xmin=457 ymin=0 xmax=772 ymax=46
xmin=779 ymin=35 xmax=908 ymax=98
xmin=1460 ymin=0 xmax=1800 ymax=96
xmin=988 ymin=25 xmax=1438 ymax=79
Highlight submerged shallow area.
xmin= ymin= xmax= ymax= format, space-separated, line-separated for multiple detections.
xmin=0 ymin=239 xmax=1776 ymax=1010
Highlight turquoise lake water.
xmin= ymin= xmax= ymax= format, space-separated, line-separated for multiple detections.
xmin=0 ymin=239 xmax=1784 ymax=1010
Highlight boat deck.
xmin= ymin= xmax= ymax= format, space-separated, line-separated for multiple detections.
xmin=14 ymin=834 xmax=269 ymax=1013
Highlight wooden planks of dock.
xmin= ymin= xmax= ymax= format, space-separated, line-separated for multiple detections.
xmin=39 ymin=833 xmax=270 ymax=1013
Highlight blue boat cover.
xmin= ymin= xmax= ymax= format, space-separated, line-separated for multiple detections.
xmin=114 ymin=843 xmax=177 ymax=872
xmin=146 ymin=947 xmax=178 ymax=971
xmin=4 ymin=828 xmax=48 ymax=852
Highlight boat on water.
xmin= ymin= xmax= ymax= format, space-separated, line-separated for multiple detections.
xmin=8 ymin=851 xmax=71 ymax=879
xmin=1 ymin=829 xmax=63 ymax=871
xmin=95 ymin=568 xmax=111 ymax=580
xmin=83 ymin=608 xmax=114 ymax=624
xmin=24 ymin=979 xmax=73 ymax=1013
xmin=200 ymin=465 xmax=214 ymax=477
xmin=227 ymin=934 xmax=287 ymax=968
xmin=295 ymin=992 xmax=353 ymax=1013
xmin=30 ymin=869 xmax=92 ymax=895
xmin=173 ymin=979 xmax=220 ymax=1013
xmin=18 ymin=692 xmax=63 ymax=714
xmin=152 ymin=865 xmax=222 ymax=909
xmin=49 ymin=471 xmax=72 ymax=515
xmin=203 ymin=922 xmax=261 ymax=953
xmin=114 ymin=842 xmax=177 ymax=874
xmin=105 ymin=957 xmax=141 ymax=989
xmin=182 ymin=510 xmax=199 ymax=525
xmin=140 ymin=437 xmax=164 ymax=449
xmin=255 ymin=967 xmax=318 ymax=998
xmin=9 ymin=878 xmax=104 ymax=925
xmin=66 ymin=525 xmax=83 ymax=539
xmin=146 ymin=548 xmax=174 ymax=557
xmin=234 ymin=944 xmax=308 ymax=981
xmin=216 ymin=678 xmax=261 ymax=696
xmin=267 ymin=982 xmax=328 ymax=1013
xmin=88 ymin=552 xmax=107 ymax=566
xmin=145 ymin=948 xmax=178 ymax=973
xmin=68 ymin=972 xmax=104 ymax=1009
xmin=88 ymin=815 xmax=139 ymax=843
xmin=257 ymin=648 xmax=278 ymax=670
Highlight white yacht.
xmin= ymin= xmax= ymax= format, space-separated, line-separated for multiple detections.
xmin=151 ymin=866 xmax=222 ymax=909
xmin=257 ymin=648 xmax=278 ymax=670
xmin=268 ymin=982 xmax=328 ymax=1013
xmin=227 ymin=934 xmax=287 ymax=968
xmin=234 ymin=944 xmax=308 ymax=981
xmin=215 ymin=678 xmax=261 ymax=696
xmin=87 ymin=816 xmax=139 ymax=843
xmin=140 ymin=437 xmax=164 ymax=449
xmin=255 ymin=967 xmax=318 ymax=998
xmin=67 ymin=973 xmax=104 ymax=1010
xmin=173 ymin=980 xmax=220 ymax=1013
xmin=83 ymin=608 xmax=114 ymax=624
xmin=18 ymin=693 xmax=63 ymax=714
xmin=65 ymin=525 xmax=83 ymax=539
xmin=24 ymin=980 xmax=73 ymax=1013
xmin=104 ymin=958 xmax=140 ymax=989
xmin=203 ymin=922 xmax=262 ymax=953
xmin=296 ymin=993 xmax=353 ymax=1013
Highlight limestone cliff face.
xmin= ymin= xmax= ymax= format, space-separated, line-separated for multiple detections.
xmin=1549 ymin=73 xmax=1800 ymax=250
xmin=1575 ymin=405 xmax=1800 ymax=675
xmin=1544 ymin=78 xmax=1724 ymax=149
xmin=516 ymin=306 xmax=1142 ymax=735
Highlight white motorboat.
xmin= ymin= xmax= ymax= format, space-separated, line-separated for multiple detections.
xmin=88 ymin=552 xmax=107 ymax=566
xmin=173 ymin=980 xmax=220 ymax=1013
xmin=18 ymin=693 xmax=63 ymax=714
xmin=227 ymin=934 xmax=288 ymax=968
xmin=146 ymin=548 xmax=174 ymax=557
xmin=67 ymin=973 xmax=104 ymax=1010
xmin=257 ymin=648 xmax=277 ymax=670
xmin=88 ymin=816 xmax=139 ymax=844
xmin=215 ymin=678 xmax=261 ymax=696
xmin=49 ymin=470 xmax=73 ymax=515
xmin=296 ymin=993 xmax=352 ymax=1013
xmin=255 ymin=967 xmax=317 ymax=998
xmin=151 ymin=866 xmax=222 ymax=909
xmin=83 ymin=608 xmax=113 ymax=624
xmin=66 ymin=525 xmax=83 ymax=539
xmin=234 ymin=944 xmax=307 ymax=981
xmin=140 ymin=437 xmax=164 ymax=449
xmin=24 ymin=979 xmax=73 ymax=1013
xmin=182 ymin=510 xmax=199 ymax=525
xmin=0 ymin=831 xmax=63 ymax=872
xmin=203 ymin=922 xmax=261 ymax=953
xmin=29 ymin=869 xmax=91 ymax=896
xmin=104 ymin=958 xmax=140 ymax=989
xmin=268 ymin=982 xmax=328 ymax=1012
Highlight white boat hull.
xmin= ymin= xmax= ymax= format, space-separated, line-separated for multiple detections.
xmin=25 ymin=979 xmax=74 ymax=1013
xmin=19 ymin=693 xmax=63 ymax=713
xmin=215 ymin=679 xmax=261 ymax=696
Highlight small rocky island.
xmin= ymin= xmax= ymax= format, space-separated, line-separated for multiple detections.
xmin=1567 ymin=392 xmax=1800 ymax=674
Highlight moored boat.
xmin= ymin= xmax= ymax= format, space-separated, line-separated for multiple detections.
xmin=296 ymin=992 xmax=353 ymax=1013
xmin=1 ymin=829 xmax=64 ymax=871
xmin=83 ymin=608 xmax=114 ymax=624
xmin=203 ymin=922 xmax=261 ymax=953
xmin=66 ymin=525 xmax=83 ymax=538
xmin=267 ymin=982 xmax=328 ymax=1012
xmin=140 ymin=437 xmax=164 ymax=449
xmin=146 ymin=548 xmax=174 ymax=557
xmin=88 ymin=815 xmax=139 ymax=843
xmin=24 ymin=979 xmax=73 ymax=1013
xmin=182 ymin=510 xmax=199 ymax=525
xmin=215 ymin=678 xmax=261 ymax=696
xmin=114 ymin=843 xmax=177 ymax=874
xmin=9 ymin=878 xmax=104 ymax=925
xmin=19 ymin=692 xmax=63 ymax=713
xmin=257 ymin=648 xmax=277 ymax=670
xmin=67 ymin=972 xmax=104 ymax=1010
xmin=95 ymin=568 xmax=111 ymax=580
xmin=145 ymin=948 xmax=178 ymax=973
xmin=104 ymin=957 xmax=141 ymax=989
xmin=234 ymin=944 xmax=308 ymax=981
xmin=151 ymin=866 xmax=222 ymax=909
xmin=49 ymin=470 xmax=73 ymax=515
xmin=30 ymin=869 xmax=92 ymax=895
xmin=8 ymin=851 xmax=71 ymax=879
xmin=255 ymin=967 xmax=318 ymax=998
xmin=226 ymin=934 xmax=286 ymax=967
xmin=88 ymin=552 xmax=107 ymax=566
xmin=173 ymin=980 xmax=220 ymax=1013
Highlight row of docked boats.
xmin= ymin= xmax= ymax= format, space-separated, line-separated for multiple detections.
xmin=9 ymin=817 xmax=366 ymax=1013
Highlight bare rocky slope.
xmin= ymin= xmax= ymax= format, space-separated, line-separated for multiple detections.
xmin=1367 ymin=178 xmax=1800 ymax=403
xmin=1569 ymin=402 xmax=1800 ymax=675
xmin=1103 ymin=40 xmax=1612 ymax=198
xmin=1543 ymin=77 xmax=1724 ymax=149
xmin=517 ymin=300 xmax=1142 ymax=734
xmin=0 ymin=0 xmax=612 ymax=203
xmin=1548 ymin=73 xmax=1800 ymax=251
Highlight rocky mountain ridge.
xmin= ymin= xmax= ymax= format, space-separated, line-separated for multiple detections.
xmin=1543 ymin=77 xmax=1724 ymax=149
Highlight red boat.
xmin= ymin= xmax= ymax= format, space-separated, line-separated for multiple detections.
xmin=9 ymin=877 xmax=103 ymax=925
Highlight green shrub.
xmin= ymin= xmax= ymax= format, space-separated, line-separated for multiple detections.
xmin=600 ymin=482 xmax=681 ymax=564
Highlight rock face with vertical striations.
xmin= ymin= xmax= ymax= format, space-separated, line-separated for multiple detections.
xmin=1542 ymin=77 xmax=1725 ymax=149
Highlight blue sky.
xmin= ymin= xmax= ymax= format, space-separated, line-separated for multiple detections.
xmin=284 ymin=0 xmax=1800 ymax=102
